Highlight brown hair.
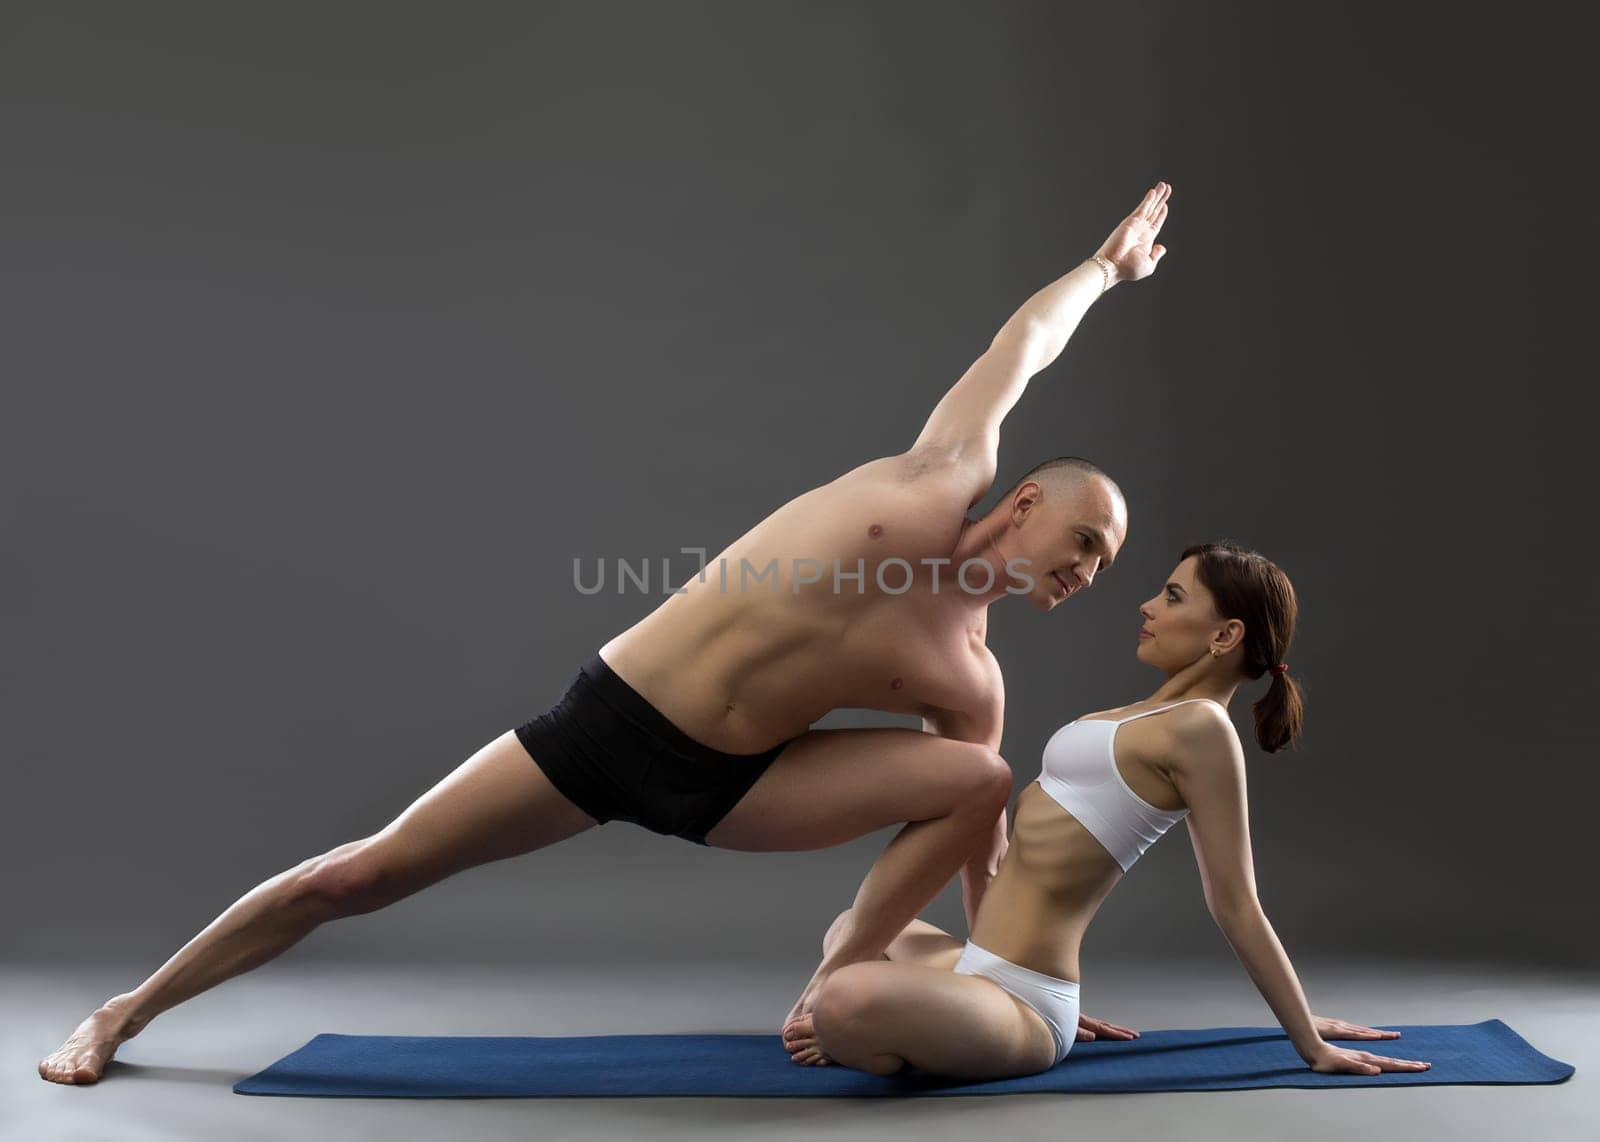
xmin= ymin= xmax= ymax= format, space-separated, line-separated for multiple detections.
xmin=1180 ymin=540 xmax=1305 ymax=753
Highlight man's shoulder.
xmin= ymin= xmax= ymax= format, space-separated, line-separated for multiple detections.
xmin=825 ymin=448 xmax=945 ymax=489
xmin=824 ymin=447 xmax=988 ymax=517
xmin=726 ymin=449 xmax=981 ymax=581
xmin=844 ymin=444 xmax=979 ymax=486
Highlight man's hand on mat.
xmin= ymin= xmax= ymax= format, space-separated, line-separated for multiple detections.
xmin=1076 ymin=1013 xmax=1139 ymax=1041
xmin=1312 ymin=1014 xmax=1403 ymax=1042
xmin=1306 ymin=1043 xmax=1432 ymax=1076
xmin=1092 ymin=181 xmax=1171 ymax=285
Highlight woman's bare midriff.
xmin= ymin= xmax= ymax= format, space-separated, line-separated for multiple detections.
xmin=967 ymin=706 xmax=1195 ymax=981
xmin=967 ymin=783 xmax=1126 ymax=983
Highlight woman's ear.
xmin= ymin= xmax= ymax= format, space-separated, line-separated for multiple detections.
xmin=1214 ymin=618 xmax=1246 ymax=655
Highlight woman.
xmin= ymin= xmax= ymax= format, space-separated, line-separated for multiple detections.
xmin=784 ymin=541 xmax=1433 ymax=1079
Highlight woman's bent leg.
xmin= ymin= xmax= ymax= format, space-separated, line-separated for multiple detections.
xmin=808 ymin=960 xmax=1058 ymax=1079
xmin=39 ymin=729 xmax=596 ymax=1084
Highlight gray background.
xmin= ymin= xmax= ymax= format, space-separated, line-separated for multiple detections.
xmin=4 ymin=0 xmax=1594 ymax=980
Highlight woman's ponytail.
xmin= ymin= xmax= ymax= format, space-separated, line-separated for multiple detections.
xmin=1182 ymin=541 xmax=1304 ymax=753
xmin=1252 ymin=667 xmax=1304 ymax=753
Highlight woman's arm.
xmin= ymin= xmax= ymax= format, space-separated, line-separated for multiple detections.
xmin=1170 ymin=707 xmax=1429 ymax=1074
xmin=1207 ymin=896 xmax=1323 ymax=1059
xmin=1168 ymin=708 xmax=1322 ymax=1059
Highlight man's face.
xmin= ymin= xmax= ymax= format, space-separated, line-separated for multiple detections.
xmin=1008 ymin=477 xmax=1127 ymax=612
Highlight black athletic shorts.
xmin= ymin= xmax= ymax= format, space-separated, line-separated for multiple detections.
xmin=513 ymin=654 xmax=796 ymax=846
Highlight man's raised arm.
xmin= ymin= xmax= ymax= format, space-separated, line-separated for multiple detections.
xmin=910 ymin=181 xmax=1172 ymax=503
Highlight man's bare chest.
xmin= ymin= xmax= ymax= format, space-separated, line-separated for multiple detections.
xmin=835 ymin=594 xmax=994 ymax=715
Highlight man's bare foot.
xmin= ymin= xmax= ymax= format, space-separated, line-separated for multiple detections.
xmin=780 ymin=908 xmax=884 ymax=1062
xmin=782 ymin=1011 xmax=834 ymax=1066
xmin=780 ymin=975 xmax=828 ymax=1060
xmin=38 ymin=995 xmax=143 ymax=1085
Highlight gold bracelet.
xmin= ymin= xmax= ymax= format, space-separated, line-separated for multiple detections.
xmin=1090 ymin=255 xmax=1116 ymax=294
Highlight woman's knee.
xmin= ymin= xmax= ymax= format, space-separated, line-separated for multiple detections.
xmin=812 ymin=965 xmax=884 ymax=1042
xmin=813 ymin=967 xmax=906 ymax=1075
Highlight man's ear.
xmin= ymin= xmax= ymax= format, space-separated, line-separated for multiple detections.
xmin=1010 ymin=480 xmax=1042 ymax=524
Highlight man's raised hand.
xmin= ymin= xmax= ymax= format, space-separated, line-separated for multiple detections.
xmin=1093 ymin=181 xmax=1172 ymax=284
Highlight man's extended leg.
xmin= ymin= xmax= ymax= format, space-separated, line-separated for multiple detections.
xmin=38 ymin=730 xmax=597 ymax=1084
xmin=702 ymin=727 xmax=1011 ymax=1038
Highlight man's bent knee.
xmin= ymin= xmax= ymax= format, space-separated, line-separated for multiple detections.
xmin=956 ymin=746 xmax=1013 ymax=812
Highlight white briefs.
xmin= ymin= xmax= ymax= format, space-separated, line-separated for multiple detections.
xmin=952 ymin=939 xmax=1081 ymax=1067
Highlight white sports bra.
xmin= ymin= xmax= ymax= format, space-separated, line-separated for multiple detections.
xmin=1035 ymin=698 xmax=1221 ymax=873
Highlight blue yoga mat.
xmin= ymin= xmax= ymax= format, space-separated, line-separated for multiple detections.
xmin=234 ymin=1019 xmax=1572 ymax=1097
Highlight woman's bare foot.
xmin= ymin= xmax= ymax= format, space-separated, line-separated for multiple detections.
xmin=38 ymin=995 xmax=144 ymax=1085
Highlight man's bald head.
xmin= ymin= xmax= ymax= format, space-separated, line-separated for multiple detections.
xmin=991 ymin=455 xmax=1128 ymax=609
xmin=1000 ymin=456 xmax=1125 ymax=512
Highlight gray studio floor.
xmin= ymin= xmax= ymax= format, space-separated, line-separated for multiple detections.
xmin=6 ymin=956 xmax=1592 ymax=1142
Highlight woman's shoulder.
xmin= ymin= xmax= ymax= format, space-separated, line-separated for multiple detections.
xmin=1156 ymin=699 xmax=1241 ymax=767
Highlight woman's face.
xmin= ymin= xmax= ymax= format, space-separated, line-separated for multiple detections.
xmin=1136 ymin=556 xmax=1224 ymax=671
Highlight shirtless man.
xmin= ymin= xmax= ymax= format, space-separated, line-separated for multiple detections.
xmin=40 ymin=181 xmax=1171 ymax=1084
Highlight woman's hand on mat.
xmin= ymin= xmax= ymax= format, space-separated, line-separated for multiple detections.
xmin=1092 ymin=181 xmax=1171 ymax=284
xmin=1312 ymin=1014 xmax=1402 ymax=1042
xmin=1076 ymin=1013 xmax=1139 ymax=1041
xmin=1306 ymin=1043 xmax=1432 ymax=1076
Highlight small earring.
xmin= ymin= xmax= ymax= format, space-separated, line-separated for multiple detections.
xmin=1210 ymin=649 xmax=1219 ymax=658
